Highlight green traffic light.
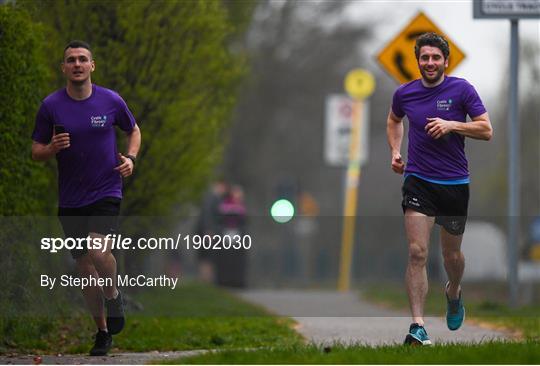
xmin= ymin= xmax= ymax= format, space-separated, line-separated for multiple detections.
xmin=270 ymin=199 xmax=294 ymax=223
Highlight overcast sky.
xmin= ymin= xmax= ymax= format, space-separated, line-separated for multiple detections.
xmin=345 ymin=0 xmax=539 ymax=105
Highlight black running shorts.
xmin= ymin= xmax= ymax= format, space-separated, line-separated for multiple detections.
xmin=401 ymin=175 xmax=469 ymax=235
xmin=58 ymin=197 xmax=121 ymax=259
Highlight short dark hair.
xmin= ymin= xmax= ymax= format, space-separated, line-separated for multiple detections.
xmin=63 ymin=40 xmax=92 ymax=59
xmin=414 ymin=32 xmax=449 ymax=60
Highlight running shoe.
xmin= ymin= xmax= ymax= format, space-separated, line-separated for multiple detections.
xmin=105 ymin=290 xmax=125 ymax=335
xmin=445 ymin=281 xmax=465 ymax=331
xmin=89 ymin=330 xmax=112 ymax=356
xmin=404 ymin=323 xmax=432 ymax=346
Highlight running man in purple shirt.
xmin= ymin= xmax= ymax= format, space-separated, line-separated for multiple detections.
xmin=31 ymin=40 xmax=141 ymax=356
xmin=386 ymin=33 xmax=492 ymax=346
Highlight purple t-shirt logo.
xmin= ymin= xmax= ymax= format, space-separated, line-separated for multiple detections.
xmin=436 ymin=99 xmax=452 ymax=111
xmin=90 ymin=115 xmax=107 ymax=128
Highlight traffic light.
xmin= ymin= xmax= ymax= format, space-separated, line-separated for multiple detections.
xmin=270 ymin=199 xmax=294 ymax=223
xmin=270 ymin=180 xmax=296 ymax=224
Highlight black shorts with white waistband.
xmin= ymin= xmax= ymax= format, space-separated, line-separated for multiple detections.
xmin=401 ymin=175 xmax=469 ymax=235
xmin=58 ymin=196 xmax=121 ymax=259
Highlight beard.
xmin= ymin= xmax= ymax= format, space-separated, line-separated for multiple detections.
xmin=420 ymin=66 xmax=445 ymax=84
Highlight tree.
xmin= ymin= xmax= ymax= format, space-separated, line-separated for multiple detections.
xmin=24 ymin=0 xmax=253 ymax=216
xmin=0 ymin=3 xmax=63 ymax=342
xmin=0 ymin=3 xmax=54 ymax=215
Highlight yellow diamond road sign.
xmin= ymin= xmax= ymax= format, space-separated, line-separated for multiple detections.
xmin=377 ymin=11 xmax=466 ymax=85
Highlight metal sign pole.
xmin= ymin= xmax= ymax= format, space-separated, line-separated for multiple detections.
xmin=337 ymin=69 xmax=375 ymax=292
xmin=338 ymin=100 xmax=363 ymax=292
xmin=471 ymin=0 xmax=540 ymax=308
xmin=508 ymin=18 xmax=520 ymax=308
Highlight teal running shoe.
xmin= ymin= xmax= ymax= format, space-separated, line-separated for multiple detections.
xmin=404 ymin=323 xmax=432 ymax=346
xmin=445 ymin=282 xmax=465 ymax=331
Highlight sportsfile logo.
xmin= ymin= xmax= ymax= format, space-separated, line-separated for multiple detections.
xmin=90 ymin=115 xmax=107 ymax=127
xmin=436 ymin=99 xmax=453 ymax=111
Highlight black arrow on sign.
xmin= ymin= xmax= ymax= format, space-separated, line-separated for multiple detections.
xmin=393 ymin=30 xmax=432 ymax=82
xmin=394 ymin=51 xmax=412 ymax=81
xmin=406 ymin=31 xmax=430 ymax=40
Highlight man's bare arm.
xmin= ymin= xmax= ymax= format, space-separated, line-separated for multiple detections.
xmin=387 ymin=109 xmax=405 ymax=174
xmin=452 ymin=113 xmax=492 ymax=140
xmin=425 ymin=112 xmax=492 ymax=141
xmin=31 ymin=133 xmax=70 ymax=161
xmin=115 ymin=124 xmax=141 ymax=178
xmin=125 ymin=124 xmax=141 ymax=157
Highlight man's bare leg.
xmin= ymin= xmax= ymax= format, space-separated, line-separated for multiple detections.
xmin=88 ymin=232 xmax=125 ymax=335
xmin=440 ymin=227 xmax=464 ymax=299
xmin=75 ymin=255 xmax=106 ymax=330
xmin=404 ymin=209 xmax=434 ymax=326
xmin=88 ymin=233 xmax=118 ymax=300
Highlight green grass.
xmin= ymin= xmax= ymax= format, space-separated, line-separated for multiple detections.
xmin=111 ymin=283 xmax=302 ymax=352
xmin=171 ymin=341 xmax=540 ymax=364
xmin=1 ymin=283 xmax=302 ymax=354
xmin=1 ymin=310 xmax=94 ymax=353
xmin=362 ymin=282 xmax=540 ymax=340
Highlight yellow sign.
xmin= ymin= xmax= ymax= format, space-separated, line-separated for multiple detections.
xmin=344 ymin=69 xmax=376 ymax=100
xmin=377 ymin=11 xmax=466 ymax=85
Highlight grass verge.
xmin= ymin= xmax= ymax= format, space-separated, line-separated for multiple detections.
xmin=1 ymin=283 xmax=302 ymax=354
xmin=170 ymin=341 xmax=540 ymax=364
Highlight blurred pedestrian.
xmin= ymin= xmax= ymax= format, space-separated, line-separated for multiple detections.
xmin=31 ymin=40 xmax=141 ymax=356
xmin=215 ymin=185 xmax=248 ymax=288
xmin=220 ymin=185 xmax=247 ymax=236
xmin=195 ymin=179 xmax=228 ymax=283
xmin=386 ymin=32 xmax=492 ymax=345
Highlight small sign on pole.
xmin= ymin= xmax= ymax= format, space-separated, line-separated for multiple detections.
xmin=324 ymin=95 xmax=370 ymax=167
xmin=473 ymin=0 xmax=540 ymax=19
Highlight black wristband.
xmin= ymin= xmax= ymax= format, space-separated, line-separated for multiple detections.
xmin=125 ymin=154 xmax=136 ymax=165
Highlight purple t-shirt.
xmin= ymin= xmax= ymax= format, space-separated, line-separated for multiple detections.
xmin=392 ymin=76 xmax=486 ymax=180
xmin=32 ymin=84 xmax=136 ymax=208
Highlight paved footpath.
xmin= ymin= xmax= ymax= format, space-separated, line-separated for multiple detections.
xmin=239 ymin=289 xmax=513 ymax=346
xmin=0 ymin=350 xmax=207 ymax=365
